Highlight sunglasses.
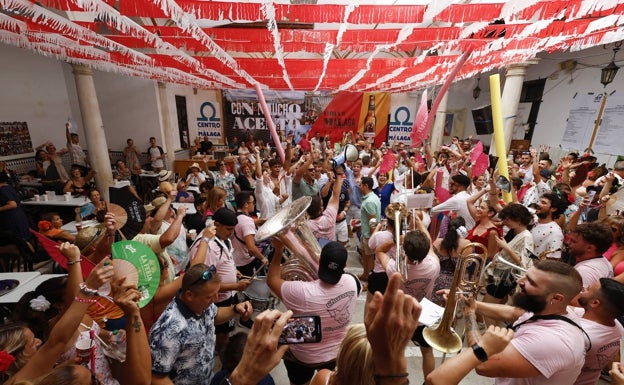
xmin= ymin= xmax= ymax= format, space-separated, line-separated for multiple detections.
xmin=188 ymin=265 xmax=217 ymax=288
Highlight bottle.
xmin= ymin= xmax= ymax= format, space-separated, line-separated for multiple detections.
xmin=363 ymin=95 xmax=376 ymax=137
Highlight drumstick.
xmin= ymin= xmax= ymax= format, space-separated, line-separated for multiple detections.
xmin=249 ymin=261 xmax=268 ymax=280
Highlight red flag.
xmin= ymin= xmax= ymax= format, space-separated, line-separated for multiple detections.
xmin=410 ymin=89 xmax=428 ymax=147
xmin=470 ymin=140 xmax=484 ymax=164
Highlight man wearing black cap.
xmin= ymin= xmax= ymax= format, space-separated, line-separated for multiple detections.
xmin=194 ymin=207 xmax=251 ymax=350
xmin=267 ymin=240 xmax=359 ymax=385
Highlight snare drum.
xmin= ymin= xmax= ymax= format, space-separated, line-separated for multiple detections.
xmin=243 ymin=276 xmax=271 ymax=312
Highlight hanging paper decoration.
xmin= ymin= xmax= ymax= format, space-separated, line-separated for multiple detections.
xmin=410 ymin=89 xmax=429 ymax=147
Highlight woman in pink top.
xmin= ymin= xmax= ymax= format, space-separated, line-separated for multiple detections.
xmin=604 ymin=215 xmax=624 ymax=275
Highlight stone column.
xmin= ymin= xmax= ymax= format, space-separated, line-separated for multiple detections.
xmin=490 ymin=59 xmax=539 ymax=155
xmin=429 ymin=92 xmax=449 ymax=151
xmin=72 ymin=64 xmax=113 ymax=200
xmin=157 ymin=82 xmax=176 ymax=171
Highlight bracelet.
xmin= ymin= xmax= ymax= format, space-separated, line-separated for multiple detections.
xmin=74 ymin=296 xmax=97 ymax=304
xmin=67 ymin=259 xmax=82 ymax=266
xmin=74 ymin=296 xmax=105 ymax=309
xmin=79 ymin=282 xmax=99 ymax=296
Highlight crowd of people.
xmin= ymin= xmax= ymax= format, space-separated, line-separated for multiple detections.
xmin=1 ymin=127 xmax=624 ymax=385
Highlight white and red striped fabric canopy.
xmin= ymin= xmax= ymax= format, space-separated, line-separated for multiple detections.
xmin=1 ymin=0 xmax=623 ymax=91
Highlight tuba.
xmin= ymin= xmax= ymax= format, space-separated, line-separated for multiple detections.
xmin=255 ymin=196 xmax=321 ymax=281
xmin=385 ymin=202 xmax=408 ymax=281
xmin=423 ymin=242 xmax=487 ymax=353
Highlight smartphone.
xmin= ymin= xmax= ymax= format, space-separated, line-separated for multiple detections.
xmin=278 ymin=315 xmax=322 ymax=345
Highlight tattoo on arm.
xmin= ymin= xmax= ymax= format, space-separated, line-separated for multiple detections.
xmin=133 ymin=315 xmax=142 ymax=333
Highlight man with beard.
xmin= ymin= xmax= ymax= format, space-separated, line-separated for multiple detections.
xmin=469 ymin=260 xmax=587 ymax=385
xmin=567 ymin=222 xmax=614 ymax=289
xmin=530 ymin=192 xmax=569 ymax=260
xmin=573 ymin=278 xmax=624 ymax=385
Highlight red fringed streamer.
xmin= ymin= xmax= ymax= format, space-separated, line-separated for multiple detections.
xmin=379 ymin=150 xmax=397 ymax=177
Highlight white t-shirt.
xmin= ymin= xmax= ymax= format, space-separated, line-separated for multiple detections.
xmin=573 ymin=307 xmax=624 ymax=385
xmin=231 ymin=214 xmax=257 ymax=267
xmin=530 ymin=221 xmax=563 ymax=260
xmin=575 ymin=257 xmax=614 ymax=288
xmin=307 ymin=206 xmax=337 ymax=241
xmin=280 ymin=275 xmax=358 ymax=364
xmin=149 ymin=146 xmax=164 ymax=169
xmin=430 ymin=190 xmax=475 ymax=230
xmin=495 ymin=309 xmax=586 ymax=385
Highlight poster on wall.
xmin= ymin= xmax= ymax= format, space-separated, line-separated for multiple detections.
xmin=0 ymin=121 xmax=33 ymax=156
xmin=308 ymin=92 xmax=390 ymax=147
xmin=221 ymin=90 xmax=331 ymax=147
xmin=592 ymin=93 xmax=624 ymax=155
xmin=191 ymin=90 xmax=224 ymax=144
xmin=560 ymin=93 xmax=603 ymax=151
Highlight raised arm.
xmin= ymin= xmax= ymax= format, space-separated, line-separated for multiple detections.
xmin=114 ymin=278 xmax=151 ymax=385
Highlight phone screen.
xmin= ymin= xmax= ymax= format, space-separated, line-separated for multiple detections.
xmin=278 ymin=315 xmax=322 ymax=345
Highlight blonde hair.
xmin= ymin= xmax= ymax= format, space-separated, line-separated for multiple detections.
xmin=207 ymin=187 xmax=227 ymax=212
xmin=331 ymin=324 xmax=374 ymax=385
xmin=0 ymin=324 xmax=29 ymax=381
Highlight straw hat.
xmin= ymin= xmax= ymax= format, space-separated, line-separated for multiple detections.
xmin=190 ymin=162 xmax=201 ymax=171
xmin=74 ymin=224 xmax=106 ymax=254
xmin=158 ymin=170 xmax=173 ymax=182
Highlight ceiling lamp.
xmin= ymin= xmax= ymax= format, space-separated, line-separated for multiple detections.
xmin=601 ymin=42 xmax=621 ymax=88
xmin=473 ymin=76 xmax=481 ymax=99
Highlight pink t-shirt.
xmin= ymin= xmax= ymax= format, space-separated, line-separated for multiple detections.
xmin=495 ymin=309 xmax=586 ymax=385
xmin=203 ymin=237 xmax=237 ymax=302
xmin=575 ymin=257 xmax=614 ymax=288
xmin=387 ymin=253 xmax=440 ymax=301
xmin=574 ymin=307 xmax=624 ymax=385
xmin=232 ymin=214 xmax=257 ymax=267
xmin=368 ymin=230 xmax=395 ymax=273
xmin=280 ymin=275 xmax=358 ymax=364
xmin=307 ymin=206 xmax=337 ymax=241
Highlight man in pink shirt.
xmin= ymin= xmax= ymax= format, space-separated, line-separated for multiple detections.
xmin=267 ymin=241 xmax=360 ymax=385
xmin=231 ymin=191 xmax=268 ymax=277
xmin=307 ymin=172 xmax=342 ymax=242
xmin=567 ymin=222 xmax=614 ymax=289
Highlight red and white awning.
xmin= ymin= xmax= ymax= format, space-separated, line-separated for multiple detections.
xmin=1 ymin=0 xmax=623 ymax=91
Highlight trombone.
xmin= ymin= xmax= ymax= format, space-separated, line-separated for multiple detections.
xmin=422 ymin=242 xmax=488 ymax=353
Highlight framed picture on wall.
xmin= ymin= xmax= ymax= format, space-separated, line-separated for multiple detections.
xmin=0 ymin=122 xmax=33 ymax=156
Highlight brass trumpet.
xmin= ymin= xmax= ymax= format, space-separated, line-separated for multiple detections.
xmin=385 ymin=203 xmax=408 ymax=281
xmin=422 ymin=242 xmax=487 ymax=353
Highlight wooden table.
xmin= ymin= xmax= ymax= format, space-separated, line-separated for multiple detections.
xmin=174 ymin=159 xmax=218 ymax=176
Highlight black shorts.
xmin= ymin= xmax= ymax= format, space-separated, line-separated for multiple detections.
xmin=411 ymin=325 xmax=431 ymax=348
xmin=367 ymin=271 xmax=389 ymax=295
xmin=214 ymin=296 xmax=237 ymax=334
xmin=283 ymin=353 xmax=336 ymax=385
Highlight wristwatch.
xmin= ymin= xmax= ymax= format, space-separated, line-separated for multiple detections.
xmin=471 ymin=343 xmax=488 ymax=362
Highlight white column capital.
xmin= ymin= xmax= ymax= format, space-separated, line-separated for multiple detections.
xmin=71 ymin=64 xmax=93 ymax=76
xmin=157 ymin=81 xmax=167 ymax=89
xmin=505 ymin=59 xmax=540 ymax=77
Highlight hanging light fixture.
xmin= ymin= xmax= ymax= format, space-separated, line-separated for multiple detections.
xmin=473 ymin=76 xmax=481 ymax=99
xmin=601 ymin=42 xmax=622 ymax=87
